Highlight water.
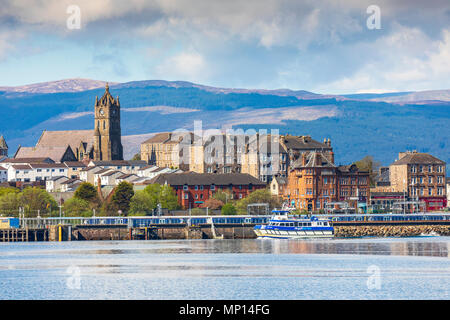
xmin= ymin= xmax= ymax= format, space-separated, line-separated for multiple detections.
xmin=0 ymin=237 xmax=449 ymax=300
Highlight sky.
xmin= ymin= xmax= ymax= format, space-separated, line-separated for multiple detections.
xmin=0 ymin=0 xmax=449 ymax=94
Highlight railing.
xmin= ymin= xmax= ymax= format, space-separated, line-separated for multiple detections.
xmin=18 ymin=213 xmax=450 ymax=228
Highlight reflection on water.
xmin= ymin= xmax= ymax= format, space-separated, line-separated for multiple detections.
xmin=4 ymin=237 xmax=447 ymax=257
xmin=0 ymin=237 xmax=449 ymax=300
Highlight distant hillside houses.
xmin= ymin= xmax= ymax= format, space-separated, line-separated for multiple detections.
xmin=0 ymin=157 xmax=183 ymax=192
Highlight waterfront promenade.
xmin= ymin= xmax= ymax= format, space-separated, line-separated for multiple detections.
xmin=1 ymin=213 xmax=449 ymax=242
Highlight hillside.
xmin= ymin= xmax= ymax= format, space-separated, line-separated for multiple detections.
xmin=0 ymin=79 xmax=449 ymax=166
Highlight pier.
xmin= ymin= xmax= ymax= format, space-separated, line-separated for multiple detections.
xmin=0 ymin=213 xmax=449 ymax=241
xmin=0 ymin=228 xmax=48 ymax=242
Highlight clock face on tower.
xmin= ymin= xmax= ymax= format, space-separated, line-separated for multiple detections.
xmin=99 ymin=108 xmax=104 ymax=115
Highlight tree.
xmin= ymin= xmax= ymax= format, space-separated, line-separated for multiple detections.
xmin=143 ymin=184 xmax=180 ymax=210
xmin=64 ymin=197 xmax=91 ymax=217
xmin=221 ymin=203 xmax=237 ymax=215
xmin=112 ymin=181 xmax=135 ymax=215
xmin=354 ymin=155 xmax=381 ymax=186
xmin=20 ymin=187 xmax=58 ymax=217
xmin=212 ymin=190 xmax=233 ymax=203
xmin=200 ymin=198 xmax=224 ymax=210
xmin=0 ymin=187 xmax=19 ymax=197
xmin=0 ymin=192 xmax=21 ymax=216
xmin=235 ymin=189 xmax=280 ymax=214
xmin=128 ymin=190 xmax=156 ymax=216
xmin=74 ymin=182 xmax=99 ymax=204
xmin=158 ymin=184 xmax=180 ymax=210
xmin=131 ymin=153 xmax=141 ymax=161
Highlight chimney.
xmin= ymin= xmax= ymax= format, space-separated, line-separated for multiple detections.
xmin=301 ymin=153 xmax=307 ymax=166
xmin=329 ymin=151 xmax=334 ymax=164
xmin=327 ymin=138 xmax=331 ymax=147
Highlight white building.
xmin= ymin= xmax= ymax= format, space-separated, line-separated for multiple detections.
xmin=0 ymin=166 xmax=7 ymax=182
xmin=80 ymin=166 xmax=105 ymax=185
xmin=88 ymin=160 xmax=147 ymax=175
xmin=116 ymin=173 xmax=139 ymax=184
xmin=100 ymin=170 xmax=124 ymax=186
xmin=60 ymin=179 xmax=83 ymax=192
xmin=46 ymin=176 xmax=70 ymax=192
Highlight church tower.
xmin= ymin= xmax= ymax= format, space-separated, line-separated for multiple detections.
xmin=93 ymin=83 xmax=123 ymax=161
xmin=0 ymin=135 xmax=8 ymax=157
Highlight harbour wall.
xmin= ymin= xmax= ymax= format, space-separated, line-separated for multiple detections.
xmin=2 ymin=223 xmax=450 ymax=241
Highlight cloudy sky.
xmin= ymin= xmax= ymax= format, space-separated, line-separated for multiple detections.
xmin=0 ymin=0 xmax=449 ymax=93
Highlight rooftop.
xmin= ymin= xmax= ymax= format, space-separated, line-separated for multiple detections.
xmin=149 ymin=172 xmax=267 ymax=186
xmin=391 ymin=151 xmax=446 ymax=166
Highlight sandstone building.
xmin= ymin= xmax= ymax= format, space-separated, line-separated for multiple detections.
xmin=284 ymin=151 xmax=370 ymax=212
xmin=389 ymin=151 xmax=446 ymax=210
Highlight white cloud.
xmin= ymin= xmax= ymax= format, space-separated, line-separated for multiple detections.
xmin=316 ymin=26 xmax=450 ymax=93
xmin=154 ymin=51 xmax=208 ymax=82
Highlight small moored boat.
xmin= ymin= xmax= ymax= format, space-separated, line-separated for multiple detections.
xmin=254 ymin=210 xmax=334 ymax=239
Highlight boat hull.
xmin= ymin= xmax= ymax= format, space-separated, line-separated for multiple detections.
xmin=254 ymin=227 xmax=334 ymax=239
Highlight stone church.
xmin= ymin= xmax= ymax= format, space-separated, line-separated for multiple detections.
xmin=14 ymin=84 xmax=123 ymax=163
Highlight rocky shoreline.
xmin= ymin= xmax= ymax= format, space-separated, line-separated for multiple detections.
xmin=335 ymin=225 xmax=450 ymax=238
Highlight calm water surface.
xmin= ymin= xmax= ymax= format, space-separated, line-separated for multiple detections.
xmin=0 ymin=237 xmax=449 ymax=300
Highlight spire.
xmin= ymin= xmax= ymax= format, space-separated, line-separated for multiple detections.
xmin=0 ymin=135 xmax=7 ymax=149
xmin=105 ymin=82 xmax=109 ymax=92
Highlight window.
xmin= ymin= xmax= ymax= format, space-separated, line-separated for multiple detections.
xmin=211 ymin=184 xmax=215 ymax=190
xmin=428 ymin=187 xmax=433 ymax=196
xmin=184 ymin=194 xmax=188 ymax=199
xmin=428 ymin=165 xmax=432 ymax=173
xmin=195 ymin=185 xmax=198 ymax=190
xmin=183 ymin=185 xmax=188 ymax=191
xmin=429 ymin=176 xmax=433 ymax=184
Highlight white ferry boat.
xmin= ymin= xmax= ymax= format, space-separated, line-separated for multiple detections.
xmin=254 ymin=210 xmax=334 ymax=239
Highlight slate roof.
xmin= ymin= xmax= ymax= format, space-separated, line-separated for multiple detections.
xmin=36 ymin=130 xmax=94 ymax=153
xmin=15 ymin=145 xmax=75 ymax=162
xmin=64 ymin=161 xmax=87 ymax=168
xmin=291 ymin=151 xmax=336 ymax=169
xmin=391 ymin=152 xmax=446 ymax=166
xmin=2 ymin=157 xmax=54 ymax=163
xmin=148 ymin=172 xmax=267 ymax=186
xmin=281 ymin=135 xmax=331 ymax=151
xmin=29 ymin=163 xmax=67 ymax=169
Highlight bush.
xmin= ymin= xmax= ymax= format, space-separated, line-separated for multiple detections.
xmin=128 ymin=191 xmax=156 ymax=216
xmin=199 ymin=198 xmax=224 ymax=210
xmin=64 ymin=197 xmax=91 ymax=217
xmin=235 ymin=189 xmax=280 ymax=214
xmin=221 ymin=203 xmax=237 ymax=215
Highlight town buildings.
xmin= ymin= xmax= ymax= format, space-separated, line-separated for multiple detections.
xmin=141 ymin=132 xmax=332 ymax=183
xmin=12 ymin=84 xmax=123 ymax=162
xmin=389 ymin=151 xmax=447 ymax=210
xmin=140 ymin=132 xmax=193 ymax=171
xmin=284 ymin=151 xmax=370 ymax=212
xmin=148 ymin=172 xmax=266 ymax=209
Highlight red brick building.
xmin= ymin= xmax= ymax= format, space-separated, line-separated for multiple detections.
xmin=148 ymin=172 xmax=267 ymax=209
